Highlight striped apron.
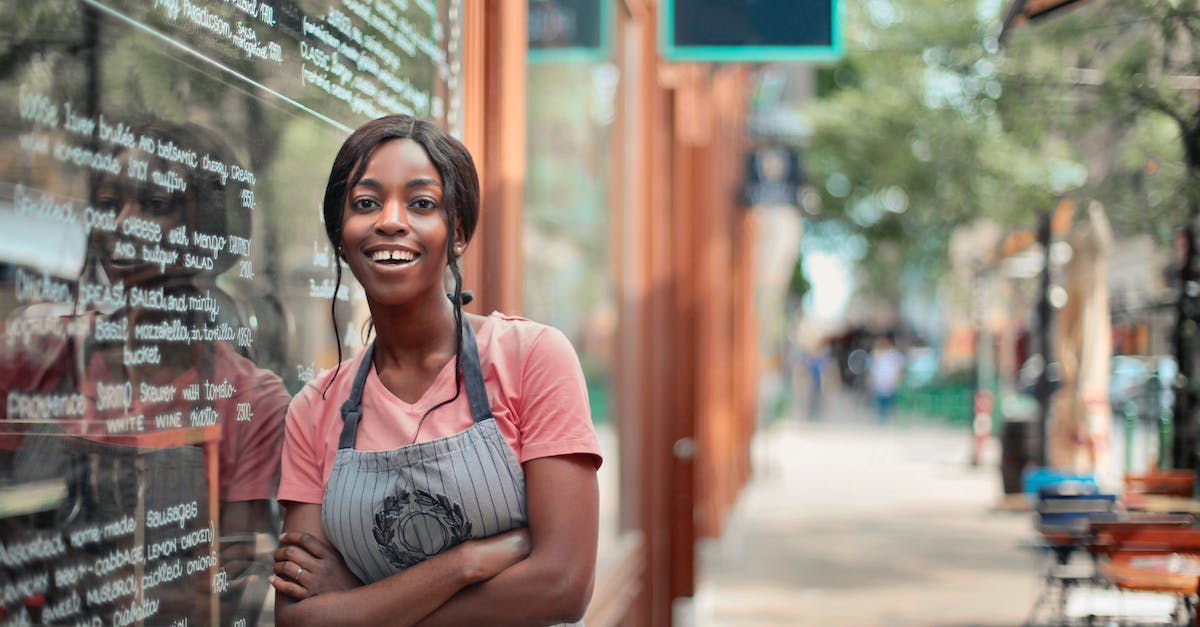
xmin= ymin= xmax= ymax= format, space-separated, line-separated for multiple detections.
xmin=322 ymin=321 xmax=528 ymax=584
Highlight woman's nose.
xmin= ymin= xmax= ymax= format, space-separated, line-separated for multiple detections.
xmin=375 ymin=199 xmax=410 ymax=234
xmin=116 ymin=198 xmax=142 ymax=222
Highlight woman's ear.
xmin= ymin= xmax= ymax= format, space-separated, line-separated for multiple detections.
xmin=453 ymin=227 xmax=467 ymax=258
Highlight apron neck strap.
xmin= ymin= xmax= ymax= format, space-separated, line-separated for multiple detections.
xmin=338 ymin=342 xmax=375 ymax=449
xmin=337 ymin=318 xmax=492 ymax=450
xmin=460 ymin=318 xmax=493 ymax=424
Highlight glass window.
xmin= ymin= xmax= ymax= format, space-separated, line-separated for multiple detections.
xmin=525 ymin=24 xmax=620 ymax=556
xmin=0 ymin=2 xmax=461 ymax=623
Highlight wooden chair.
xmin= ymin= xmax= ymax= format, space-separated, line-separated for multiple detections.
xmin=1027 ymin=490 xmax=1120 ymax=624
xmin=1089 ymin=522 xmax=1200 ymax=625
xmin=1126 ymin=470 xmax=1195 ymax=498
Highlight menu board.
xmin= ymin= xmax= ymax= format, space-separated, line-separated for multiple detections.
xmin=0 ymin=1 xmax=462 ymax=624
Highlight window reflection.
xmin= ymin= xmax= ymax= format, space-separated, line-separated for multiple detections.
xmin=1 ymin=119 xmax=288 ymax=625
xmin=524 ymin=60 xmax=619 ymax=555
xmin=0 ymin=1 xmax=462 ymax=624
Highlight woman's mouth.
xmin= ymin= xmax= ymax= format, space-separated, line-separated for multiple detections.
xmin=368 ymin=249 xmax=420 ymax=266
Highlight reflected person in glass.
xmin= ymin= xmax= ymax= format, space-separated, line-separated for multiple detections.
xmin=0 ymin=120 xmax=289 ymax=625
xmin=272 ymin=115 xmax=602 ymax=626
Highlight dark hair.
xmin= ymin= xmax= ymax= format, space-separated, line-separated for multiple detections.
xmin=321 ymin=115 xmax=481 ymax=414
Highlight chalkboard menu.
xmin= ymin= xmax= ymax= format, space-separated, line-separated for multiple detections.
xmin=0 ymin=1 xmax=462 ymax=624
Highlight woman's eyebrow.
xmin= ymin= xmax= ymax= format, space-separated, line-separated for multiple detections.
xmin=405 ymin=176 xmax=441 ymax=189
xmin=351 ymin=177 xmax=440 ymax=189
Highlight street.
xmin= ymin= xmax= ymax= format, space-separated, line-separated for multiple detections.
xmin=694 ymin=395 xmax=1039 ymax=626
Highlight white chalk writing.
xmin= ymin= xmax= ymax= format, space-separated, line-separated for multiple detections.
xmin=146 ymin=501 xmax=199 ymax=529
xmin=6 ymin=391 xmax=88 ymax=420
xmin=0 ymin=533 xmax=66 ymax=568
xmin=15 ymin=268 xmax=72 ymax=304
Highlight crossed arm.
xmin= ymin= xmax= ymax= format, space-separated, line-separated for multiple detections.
xmin=272 ymin=454 xmax=599 ymax=627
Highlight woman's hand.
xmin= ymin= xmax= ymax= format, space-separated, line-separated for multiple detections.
xmin=271 ymin=531 xmax=362 ymax=600
xmin=456 ymin=528 xmax=532 ymax=584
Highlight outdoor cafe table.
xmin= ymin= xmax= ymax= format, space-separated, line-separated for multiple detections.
xmin=1125 ymin=494 xmax=1200 ymax=515
xmin=1085 ymin=518 xmax=1200 ymax=622
xmin=1098 ymin=553 xmax=1200 ymax=595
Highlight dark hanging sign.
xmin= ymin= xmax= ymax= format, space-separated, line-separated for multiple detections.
xmin=661 ymin=0 xmax=843 ymax=62
xmin=528 ymin=0 xmax=610 ymax=63
xmin=741 ymin=147 xmax=804 ymax=207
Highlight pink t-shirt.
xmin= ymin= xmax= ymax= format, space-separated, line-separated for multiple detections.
xmin=278 ymin=312 xmax=602 ymax=505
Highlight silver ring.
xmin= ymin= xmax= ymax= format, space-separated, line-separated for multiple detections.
xmin=295 ymin=566 xmax=304 ymax=580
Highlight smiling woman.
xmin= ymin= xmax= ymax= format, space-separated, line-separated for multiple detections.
xmin=272 ymin=115 xmax=603 ymax=627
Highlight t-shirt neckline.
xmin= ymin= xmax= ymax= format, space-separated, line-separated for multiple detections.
xmin=361 ymin=313 xmax=497 ymax=412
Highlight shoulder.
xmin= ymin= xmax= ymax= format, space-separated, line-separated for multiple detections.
xmin=287 ymin=350 xmax=368 ymax=420
xmin=213 ymin=342 xmax=286 ymax=387
xmin=480 ymin=312 xmax=577 ymax=366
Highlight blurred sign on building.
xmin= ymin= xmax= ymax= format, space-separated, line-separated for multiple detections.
xmin=740 ymin=146 xmax=803 ymax=207
xmin=528 ymin=0 xmax=610 ymax=63
xmin=1001 ymin=0 xmax=1094 ymax=41
xmin=661 ymin=0 xmax=843 ymax=62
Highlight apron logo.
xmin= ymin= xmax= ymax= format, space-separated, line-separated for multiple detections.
xmin=372 ymin=489 xmax=473 ymax=569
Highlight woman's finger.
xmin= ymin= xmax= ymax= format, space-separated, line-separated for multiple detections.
xmin=272 ymin=559 xmax=307 ymax=581
xmin=269 ymin=575 xmax=312 ymax=601
xmin=279 ymin=531 xmax=333 ymax=558
xmin=273 ymin=542 xmax=317 ymax=566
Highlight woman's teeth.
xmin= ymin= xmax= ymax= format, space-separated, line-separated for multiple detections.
xmin=371 ymin=250 xmax=417 ymax=263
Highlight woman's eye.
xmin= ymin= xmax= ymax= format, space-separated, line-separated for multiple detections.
xmin=352 ymin=198 xmax=378 ymax=211
xmin=145 ymin=196 xmax=175 ymax=215
xmin=411 ymin=198 xmax=437 ymax=211
xmin=95 ymin=195 xmax=118 ymax=212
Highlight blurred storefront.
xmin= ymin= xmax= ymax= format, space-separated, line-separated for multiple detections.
xmin=0 ymin=1 xmax=770 ymax=625
xmin=528 ymin=3 xmax=760 ymax=624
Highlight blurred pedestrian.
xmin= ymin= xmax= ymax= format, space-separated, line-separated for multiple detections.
xmin=868 ymin=337 xmax=905 ymax=424
xmin=804 ymin=342 xmax=830 ymax=420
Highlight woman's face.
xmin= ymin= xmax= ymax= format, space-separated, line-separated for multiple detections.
xmin=94 ymin=148 xmax=190 ymax=285
xmin=340 ymin=138 xmax=458 ymax=308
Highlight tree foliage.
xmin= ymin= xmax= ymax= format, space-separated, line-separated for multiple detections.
xmin=799 ymin=0 xmax=1200 ymax=305
xmin=802 ymin=0 xmax=1058 ymax=301
xmin=1002 ymin=0 xmax=1200 ymax=230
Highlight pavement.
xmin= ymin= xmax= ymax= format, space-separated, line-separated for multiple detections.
xmin=692 ymin=393 xmax=1044 ymax=627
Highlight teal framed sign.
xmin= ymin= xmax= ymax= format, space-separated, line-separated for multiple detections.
xmin=660 ymin=0 xmax=843 ymax=63
xmin=528 ymin=0 xmax=612 ymax=64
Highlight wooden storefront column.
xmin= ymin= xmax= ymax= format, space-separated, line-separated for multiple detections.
xmin=734 ymin=189 xmax=757 ymax=496
xmin=678 ymin=66 xmax=723 ymax=541
xmin=611 ymin=1 xmax=693 ymax=625
xmin=665 ymin=63 xmax=703 ymax=605
xmin=459 ymin=0 xmax=525 ymax=315
xmin=691 ymin=65 xmax=753 ymax=539
xmin=731 ymin=78 xmax=757 ymax=504
xmin=612 ymin=1 xmax=758 ymax=623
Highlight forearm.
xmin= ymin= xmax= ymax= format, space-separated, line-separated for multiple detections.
xmin=276 ymin=547 xmax=476 ymax=627
xmin=415 ymin=554 xmax=593 ymax=627
xmin=413 ymin=456 xmax=602 ymax=626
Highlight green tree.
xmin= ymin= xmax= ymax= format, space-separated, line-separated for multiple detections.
xmin=801 ymin=0 xmax=1062 ymax=304
xmin=799 ymin=0 xmax=1200 ymax=306
xmin=1000 ymin=0 xmax=1200 ymax=235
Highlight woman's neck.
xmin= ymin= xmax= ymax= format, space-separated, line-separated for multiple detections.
xmin=368 ymin=294 xmax=457 ymax=369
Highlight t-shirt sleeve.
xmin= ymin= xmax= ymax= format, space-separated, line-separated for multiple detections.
xmin=220 ymin=367 xmax=290 ymax=502
xmin=277 ymin=383 xmax=328 ymax=504
xmin=515 ymin=327 xmax=602 ymax=468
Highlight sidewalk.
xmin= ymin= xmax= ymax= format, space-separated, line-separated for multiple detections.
xmin=693 ymin=395 xmax=1039 ymax=626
